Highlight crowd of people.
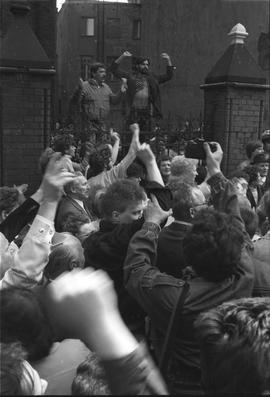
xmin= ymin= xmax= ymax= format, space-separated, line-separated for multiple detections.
xmin=1 ymin=51 xmax=270 ymax=396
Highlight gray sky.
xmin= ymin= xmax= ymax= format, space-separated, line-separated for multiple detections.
xmin=57 ymin=0 xmax=128 ymax=10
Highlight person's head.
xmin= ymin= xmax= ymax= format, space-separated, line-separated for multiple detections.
xmin=71 ymin=353 xmax=110 ymax=395
xmin=168 ymin=156 xmax=198 ymax=192
xmin=0 ymin=288 xmax=54 ymax=361
xmin=240 ymin=206 xmax=259 ymax=239
xmin=229 ymin=169 xmax=249 ymax=197
xmin=0 ymin=187 xmax=20 ymax=222
xmin=1 ymin=342 xmax=48 ymax=395
xmin=87 ymin=144 xmax=113 ymax=178
xmin=126 ymin=159 xmax=146 ymax=185
xmin=261 ymin=129 xmax=270 ymax=154
xmin=90 ymin=63 xmax=106 ymax=84
xmin=243 ymin=165 xmax=260 ymax=187
xmin=245 ymin=140 xmax=263 ymax=160
xmin=52 ymin=133 xmax=76 ymax=158
xmin=64 ymin=172 xmax=90 ymax=200
xmin=251 ymin=152 xmax=270 ymax=178
xmin=194 ymin=297 xmax=270 ymax=395
xmin=85 ymin=184 xmax=106 ymax=219
xmin=61 ymin=213 xmax=95 ymax=242
xmin=172 ymin=183 xmax=207 ymax=222
xmin=183 ymin=208 xmax=244 ymax=282
xmin=100 ymin=179 xmax=147 ymax=224
xmin=133 ymin=56 xmax=150 ymax=74
xmin=158 ymin=155 xmax=171 ymax=182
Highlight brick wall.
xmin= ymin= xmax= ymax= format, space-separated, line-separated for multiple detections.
xmin=1 ymin=71 xmax=52 ymax=191
xmin=203 ymin=86 xmax=266 ymax=176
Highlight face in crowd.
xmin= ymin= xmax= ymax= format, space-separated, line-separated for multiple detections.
xmin=137 ymin=60 xmax=149 ymax=74
xmin=93 ymin=67 xmax=107 ymax=84
xmin=159 ymin=160 xmax=171 ymax=179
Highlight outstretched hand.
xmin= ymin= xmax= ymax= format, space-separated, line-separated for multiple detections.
xmin=144 ymin=194 xmax=172 ymax=225
xmin=45 ymin=268 xmax=119 ymax=341
xmin=204 ymin=142 xmax=223 ymax=177
xmin=129 ymin=123 xmax=141 ymax=153
xmin=40 ymin=152 xmax=75 ymax=201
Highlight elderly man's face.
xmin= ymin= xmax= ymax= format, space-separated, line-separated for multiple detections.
xmin=73 ymin=176 xmax=90 ymax=200
xmin=256 ymin=162 xmax=269 ymax=178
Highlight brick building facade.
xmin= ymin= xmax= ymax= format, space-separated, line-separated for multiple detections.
xmin=0 ymin=0 xmax=57 ymax=191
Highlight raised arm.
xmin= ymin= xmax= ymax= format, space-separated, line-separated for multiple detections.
xmin=110 ymin=51 xmax=132 ymax=79
xmin=44 ymin=268 xmax=168 ymax=395
xmin=137 ymin=144 xmax=164 ymax=186
xmin=0 ymin=154 xmax=75 ymax=290
xmin=110 ymin=129 xmax=121 ymax=165
xmin=155 ymin=53 xmax=174 ymax=84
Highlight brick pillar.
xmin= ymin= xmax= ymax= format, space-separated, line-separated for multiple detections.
xmin=201 ymin=23 xmax=269 ymax=176
xmin=0 ymin=2 xmax=55 ymax=192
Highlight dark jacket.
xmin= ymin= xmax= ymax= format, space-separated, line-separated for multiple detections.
xmin=124 ymin=173 xmax=256 ymax=391
xmin=110 ymin=61 xmax=174 ymax=119
xmin=157 ymin=221 xmax=192 ymax=277
xmin=246 ymin=185 xmax=263 ymax=209
xmin=55 ymin=196 xmax=92 ymax=232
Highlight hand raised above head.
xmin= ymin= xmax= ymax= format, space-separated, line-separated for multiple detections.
xmin=144 ymin=194 xmax=172 ymax=225
xmin=204 ymin=142 xmax=223 ymax=176
xmin=122 ymin=50 xmax=132 ymax=57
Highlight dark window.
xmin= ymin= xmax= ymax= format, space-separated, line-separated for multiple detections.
xmin=132 ymin=19 xmax=141 ymax=40
xmin=106 ymin=56 xmax=118 ymax=81
xmin=80 ymin=18 xmax=95 ymax=36
xmin=80 ymin=56 xmax=93 ymax=80
xmin=106 ymin=18 xmax=121 ymax=39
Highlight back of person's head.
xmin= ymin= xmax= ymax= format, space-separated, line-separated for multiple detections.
xmin=90 ymin=62 xmax=106 ymax=78
xmin=71 ymin=353 xmax=110 ymax=395
xmin=100 ymin=179 xmax=146 ymax=221
xmin=87 ymin=144 xmax=113 ymax=178
xmin=45 ymin=232 xmax=85 ymax=279
xmin=172 ymin=183 xmax=196 ymax=221
xmin=52 ymin=133 xmax=75 ymax=155
xmin=0 ymin=287 xmax=54 ymax=361
xmin=240 ymin=206 xmax=258 ymax=239
xmin=245 ymin=140 xmax=263 ymax=159
xmin=126 ymin=159 xmax=146 ymax=182
xmin=183 ymin=208 xmax=244 ymax=282
xmin=61 ymin=213 xmax=91 ymax=238
xmin=1 ymin=342 xmax=48 ymax=395
xmin=0 ymin=187 xmax=19 ymax=221
xmin=168 ymin=157 xmax=198 ymax=191
xmin=194 ymin=297 xmax=270 ymax=395
xmin=243 ymin=165 xmax=260 ymax=185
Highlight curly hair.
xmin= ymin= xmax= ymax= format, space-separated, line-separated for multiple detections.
xmin=183 ymin=208 xmax=244 ymax=282
xmin=194 ymin=297 xmax=270 ymax=394
xmin=0 ymin=288 xmax=54 ymax=361
xmin=61 ymin=213 xmax=90 ymax=236
xmin=0 ymin=187 xmax=19 ymax=214
xmin=243 ymin=165 xmax=259 ymax=184
xmin=100 ymin=179 xmax=146 ymax=219
xmin=1 ymin=342 xmax=27 ymax=395
xmin=52 ymin=133 xmax=76 ymax=154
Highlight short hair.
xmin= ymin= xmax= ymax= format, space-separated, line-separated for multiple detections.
xmin=126 ymin=159 xmax=146 ymax=180
xmin=61 ymin=213 xmax=90 ymax=236
xmin=183 ymin=208 xmax=244 ymax=282
xmin=243 ymin=165 xmax=259 ymax=184
xmin=87 ymin=144 xmax=112 ymax=178
xmin=100 ymin=179 xmax=146 ymax=219
xmin=157 ymin=154 xmax=171 ymax=167
xmin=194 ymin=297 xmax=270 ymax=394
xmin=171 ymin=183 xmax=195 ymax=221
xmin=71 ymin=353 xmax=110 ymax=395
xmin=0 ymin=287 xmax=54 ymax=361
xmin=0 ymin=187 xmax=19 ymax=214
xmin=85 ymin=184 xmax=106 ymax=219
xmin=168 ymin=157 xmax=198 ymax=191
xmin=245 ymin=140 xmax=263 ymax=159
xmin=90 ymin=62 xmax=106 ymax=78
xmin=0 ymin=342 xmax=27 ymax=395
xmin=52 ymin=133 xmax=76 ymax=154
xmin=64 ymin=171 xmax=84 ymax=195
xmin=240 ymin=206 xmax=259 ymax=239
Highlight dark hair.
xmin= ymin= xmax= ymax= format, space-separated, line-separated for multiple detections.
xmin=0 ymin=187 xmax=19 ymax=214
xmin=71 ymin=353 xmax=110 ymax=395
xmin=157 ymin=154 xmax=171 ymax=168
xmin=90 ymin=62 xmax=106 ymax=78
xmin=245 ymin=140 xmax=263 ymax=159
xmin=243 ymin=165 xmax=259 ymax=184
xmin=194 ymin=297 xmax=270 ymax=394
xmin=126 ymin=159 xmax=146 ymax=180
xmin=52 ymin=133 xmax=76 ymax=154
xmin=87 ymin=151 xmax=108 ymax=178
xmin=183 ymin=208 xmax=244 ymax=282
xmin=61 ymin=213 xmax=90 ymax=236
xmin=172 ymin=183 xmax=194 ymax=221
xmin=0 ymin=288 xmax=54 ymax=361
xmin=100 ymin=179 xmax=146 ymax=219
xmin=240 ymin=207 xmax=258 ymax=239
xmin=0 ymin=342 xmax=27 ymax=395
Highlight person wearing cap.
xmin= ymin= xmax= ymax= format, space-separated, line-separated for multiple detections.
xmin=111 ymin=51 xmax=175 ymax=132
xmin=251 ymin=151 xmax=270 ymax=190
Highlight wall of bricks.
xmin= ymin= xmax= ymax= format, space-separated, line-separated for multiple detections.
xmin=0 ymin=71 xmax=52 ymax=192
xmin=203 ymin=86 xmax=266 ymax=176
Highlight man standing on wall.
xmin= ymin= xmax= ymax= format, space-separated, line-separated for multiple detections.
xmin=69 ymin=62 xmax=127 ymax=144
xmin=111 ymin=51 xmax=175 ymax=134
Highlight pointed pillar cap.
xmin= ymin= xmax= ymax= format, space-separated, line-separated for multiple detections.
xmin=228 ymin=23 xmax=249 ymax=45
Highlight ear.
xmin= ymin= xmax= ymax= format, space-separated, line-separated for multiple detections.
xmin=111 ymin=210 xmax=120 ymax=223
xmin=1 ymin=210 xmax=8 ymax=221
xmin=189 ymin=208 xmax=195 ymax=218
